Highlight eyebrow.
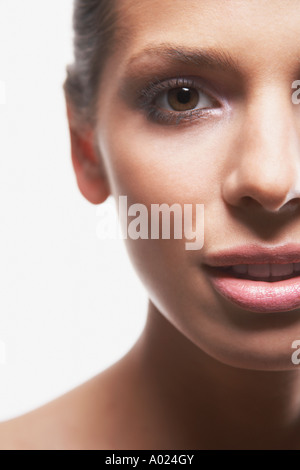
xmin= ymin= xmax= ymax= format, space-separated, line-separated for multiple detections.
xmin=126 ymin=43 xmax=241 ymax=74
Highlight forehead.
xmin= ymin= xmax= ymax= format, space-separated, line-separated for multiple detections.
xmin=118 ymin=0 xmax=299 ymax=39
xmin=115 ymin=0 xmax=300 ymax=76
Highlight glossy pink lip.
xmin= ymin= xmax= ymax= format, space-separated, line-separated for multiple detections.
xmin=204 ymin=244 xmax=300 ymax=313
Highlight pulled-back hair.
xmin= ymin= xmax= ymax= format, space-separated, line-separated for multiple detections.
xmin=64 ymin=0 xmax=116 ymax=127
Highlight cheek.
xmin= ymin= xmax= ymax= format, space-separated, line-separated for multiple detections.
xmin=97 ymin=115 xmax=227 ymax=320
xmin=99 ymin=114 xmax=229 ymax=206
xmin=98 ymin=111 xmax=237 ymax=275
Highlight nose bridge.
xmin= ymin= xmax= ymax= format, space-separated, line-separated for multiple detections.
xmin=244 ymin=85 xmax=296 ymax=169
xmin=224 ymin=85 xmax=300 ymax=211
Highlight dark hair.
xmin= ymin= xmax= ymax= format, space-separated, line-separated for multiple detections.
xmin=64 ymin=0 xmax=116 ymax=128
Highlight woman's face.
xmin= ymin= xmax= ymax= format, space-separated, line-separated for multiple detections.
xmin=85 ymin=0 xmax=300 ymax=370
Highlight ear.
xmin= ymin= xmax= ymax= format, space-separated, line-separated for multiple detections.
xmin=66 ymin=102 xmax=110 ymax=205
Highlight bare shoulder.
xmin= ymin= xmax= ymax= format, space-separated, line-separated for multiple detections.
xmin=0 ymin=359 xmax=127 ymax=450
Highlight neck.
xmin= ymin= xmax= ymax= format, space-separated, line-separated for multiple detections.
xmin=132 ymin=301 xmax=300 ymax=449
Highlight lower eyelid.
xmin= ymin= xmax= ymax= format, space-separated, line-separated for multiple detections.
xmin=137 ymin=77 xmax=223 ymax=125
xmin=144 ymin=106 xmax=221 ymax=126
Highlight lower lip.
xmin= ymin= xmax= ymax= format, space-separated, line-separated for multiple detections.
xmin=207 ymin=268 xmax=300 ymax=313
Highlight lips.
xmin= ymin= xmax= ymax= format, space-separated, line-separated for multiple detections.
xmin=204 ymin=244 xmax=300 ymax=313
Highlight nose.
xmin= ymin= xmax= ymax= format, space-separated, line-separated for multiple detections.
xmin=222 ymin=87 xmax=300 ymax=212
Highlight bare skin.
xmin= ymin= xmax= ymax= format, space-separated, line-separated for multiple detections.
xmin=2 ymin=303 xmax=300 ymax=450
xmin=2 ymin=0 xmax=300 ymax=449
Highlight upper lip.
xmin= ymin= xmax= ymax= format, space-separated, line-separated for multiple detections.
xmin=204 ymin=243 xmax=300 ymax=267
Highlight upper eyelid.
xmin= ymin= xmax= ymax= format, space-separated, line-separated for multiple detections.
xmin=137 ymin=76 xmax=220 ymax=107
xmin=137 ymin=77 xmax=223 ymax=126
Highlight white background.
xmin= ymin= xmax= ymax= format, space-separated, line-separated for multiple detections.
xmin=0 ymin=0 xmax=147 ymax=421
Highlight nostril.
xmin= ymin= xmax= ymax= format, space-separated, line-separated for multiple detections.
xmin=237 ymin=194 xmax=300 ymax=213
xmin=239 ymin=196 xmax=278 ymax=212
xmin=240 ymin=196 xmax=260 ymax=208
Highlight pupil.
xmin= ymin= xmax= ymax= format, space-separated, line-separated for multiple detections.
xmin=177 ymin=88 xmax=191 ymax=104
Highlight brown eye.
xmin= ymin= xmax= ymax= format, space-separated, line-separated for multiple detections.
xmin=155 ymin=86 xmax=214 ymax=112
xmin=168 ymin=87 xmax=200 ymax=111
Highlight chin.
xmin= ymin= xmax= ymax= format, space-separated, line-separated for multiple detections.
xmin=172 ymin=303 xmax=300 ymax=372
xmin=208 ymin=347 xmax=300 ymax=372
xmin=193 ymin=330 xmax=300 ymax=372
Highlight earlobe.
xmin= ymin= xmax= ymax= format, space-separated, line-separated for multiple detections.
xmin=66 ymin=104 xmax=110 ymax=205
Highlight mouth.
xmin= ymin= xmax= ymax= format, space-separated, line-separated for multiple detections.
xmin=204 ymin=244 xmax=300 ymax=313
xmin=219 ymin=262 xmax=300 ymax=283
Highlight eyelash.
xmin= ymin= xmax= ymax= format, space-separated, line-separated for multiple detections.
xmin=137 ymin=77 xmax=221 ymax=125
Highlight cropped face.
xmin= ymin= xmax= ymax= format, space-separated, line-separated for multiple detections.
xmin=75 ymin=0 xmax=300 ymax=370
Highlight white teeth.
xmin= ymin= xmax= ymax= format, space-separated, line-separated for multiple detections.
xmin=230 ymin=263 xmax=300 ymax=278
xmin=270 ymin=263 xmax=293 ymax=277
xmin=232 ymin=265 xmax=248 ymax=274
xmin=294 ymin=263 xmax=300 ymax=272
xmin=248 ymin=264 xmax=271 ymax=277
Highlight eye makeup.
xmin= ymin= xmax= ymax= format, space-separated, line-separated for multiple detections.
xmin=136 ymin=76 xmax=221 ymax=125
